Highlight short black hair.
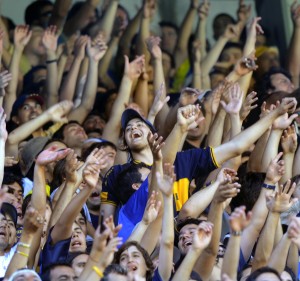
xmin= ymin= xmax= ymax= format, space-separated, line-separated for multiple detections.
xmin=52 ymin=121 xmax=81 ymax=141
xmin=81 ymin=141 xmax=117 ymax=162
xmin=159 ymin=21 xmax=179 ymax=33
xmin=25 ymin=1 xmax=53 ymax=26
xmin=245 ymin=266 xmax=281 ymax=281
xmin=66 ymin=251 xmax=88 ymax=265
xmin=104 ymin=264 xmax=127 ymax=276
xmin=2 ymin=172 xmax=23 ymax=193
xmin=176 ymin=218 xmax=203 ymax=233
xmin=257 ymin=67 xmax=292 ymax=96
xmin=41 ymin=262 xmax=72 ymax=281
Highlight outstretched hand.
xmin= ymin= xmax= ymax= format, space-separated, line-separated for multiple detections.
xmin=36 ymin=146 xmax=70 ymax=166
xmin=156 ymin=163 xmax=176 ymax=197
xmin=147 ymin=132 xmax=165 ymax=161
xmin=142 ymin=191 xmax=161 ymax=225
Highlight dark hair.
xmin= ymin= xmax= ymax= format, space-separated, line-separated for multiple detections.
xmin=114 ymin=241 xmax=155 ymax=281
xmin=25 ymin=1 xmax=53 ymax=26
xmin=81 ymin=141 xmax=117 ymax=162
xmin=256 ymin=67 xmax=292 ymax=97
xmin=246 ymin=267 xmax=282 ymax=281
xmin=41 ymin=262 xmax=72 ymax=281
xmin=104 ymin=263 xmax=127 ymax=276
xmin=114 ymin=164 xmax=143 ymax=204
xmin=50 ymin=158 xmax=67 ymax=190
xmin=66 ymin=251 xmax=88 ymax=265
xmin=2 ymin=172 xmax=23 ymax=193
xmin=237 ymin=264 xmax=252 ymax=281
xmin=159 ymin=21 xmax=179 ymax=33
xmin=52 ymin=121 xmax=82 ymax=141
xmin=176 ymin=218 xmax=203 ymax=233
xmin=117 ymin=4 xmax=130 ymax=21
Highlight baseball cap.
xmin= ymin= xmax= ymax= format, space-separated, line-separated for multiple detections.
xmin=1 ymin=202 xmax=18 ymax=227
xmin=11 ymin=94 xmax=44 ymax=117
xmin=121 ymin=109 xmax=156 ymax=133
xmin=19 ymin=137 xmax=50 ymax=176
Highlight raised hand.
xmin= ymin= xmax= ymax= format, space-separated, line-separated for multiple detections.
xmin=192 ymin=221 xmax=213 ymax=252
xmin=237 ymin=0 xmax=252 ymax=24
xmin=281 ymin=125 xmax=297 ymax=154
xmin=83 ymin=162 xmax=101 ymax=189
xmin=177 ymin=104 xmax=204 ymax=132
xmin=276 ymin=97 xmax=298 ymax=115
xmin=213 ymin=179 xmax=241 ymax=205
xmin=247 ymin=17 xmax=264 ymax=39
xmin=64 ymin=150 xmax=79 ymax=183
xmin=23 ymin=206 xmax=44 ymax=235
xmin=47 ymin=100 xmax=73 ymax=123
xmin=147 ymin=132 xmax=165 ymax=161
xmin=197 ymin=0 xmax=210 ymax=20
xmin=42 ymin=25 xmax=58 ymax=52
xmin=291 ymin=0 xmax=300 ymax=27
xmin=0 ymin=70 xmax=12 ymax=91
xmin=142 ymin=191 xmax=161 ymax=225
xmin=36 ymin=146 xmax=70 ymax=166
xmin=14 ymin=25 xmax=32 ymax=49
xmin=143 ymin=0 xmax=156 ymax=18
xmin=265 ymin=152 xmax=285 ymax=184
xmin=156 ymin=163 xmax=176 ymax=197
xmin=234 ymin=51 xmax=258 ymax=76
xmin=272 ymin=112 xmax=298 ymax=130
xmin=85 ymin=148 xmax=108 ymax=171
xmin=103 ymin=215 xmax=122 ymax=238
xmin=222 ymin=24 xmax=240 ymax=40
xmin=266 ymin=180 xmax=298 ymax=213
xmin=240 ymin=91 xmax=258 ymax=121
xmin=86 ymin=34 xmax=108 ymax=62
xmin=124 ymin=55 xmax=145 ymax=81
xmin=220 ymin=83 xmax=243 ymax=115
xmin=148 ymin=82 xmax=170 ymax=118
xmin=4 ymin=156 xmax=18 ymax=167
xmin=74 ymin=35 xmax=89 ymax=60
xmin=0 ymin=107 xmax=7 ymax=141
xmin=100 ymin=236 xmax=123 ymax=268
xmin=145 ymin=36 xmax=162 ymax=60
xmin=210 ymin=80 xmax=233 ymax=115
xmin=229 ymin=206 xmax=252 ymax=232
xmin=215 ymin=168 xmax=237 ymax=185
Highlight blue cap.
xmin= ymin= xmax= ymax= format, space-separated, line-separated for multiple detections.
xmin=11 ymin=94 xmax=44 ymax=117
xmin=121 ymin=109 xmax=156 ymax=133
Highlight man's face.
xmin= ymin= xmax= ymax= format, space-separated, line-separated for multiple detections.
xmin=71 ymin=254 xmax=89 ymax=277
xmin=69 ymin=223 xmax=86 ymax=253
xmin=187 ymin=111 xmax=205 ymax=141
xmin=0 ymin=213 xmax=9 ymax=250
xmin=10 ymin=270 xmax=41 ymax=281
xmin=50 ymin=265 xmax=76 ymax=281
xmin=269 ymin=73 xmax=294 ymax=94
xmin=161 ymin=26 xmax=177 ymax=54
xmin=83 ymin=115 xmax=106 ymax=134
xmin=178 ymin=223 xmax=198 ymax=255
xmin=221 ymin=47 xmax=243 ymax=66
xmin=25 ymin=26 xmax=46 ymax=56
xmin=14 ymin=99 xmax=43 ymax=125
xmin=63 ymin=123 xmax=88 ymax=149
xmin=124 ymin=118 xmax=151 ymax=152
xmin=2 ymin=182 xmax=23 ymax=205
xmin=6 ymin=213 xmax=16 ymax=248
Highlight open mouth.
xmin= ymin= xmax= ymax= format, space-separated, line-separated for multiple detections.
xmin=132 ymin=131 xmax=142 ymax=139
xmin=91 ymin=191 xmax=100 ymax=198
xmin=71 ymin=241 xmax=82 ymax=248
xmin=184 ymin=241 xmax=192 ymax=247
xmin=128 ymin=264 xmax=138 ymax=271
xmin=0 ymin=230 xmax=7 ymax=238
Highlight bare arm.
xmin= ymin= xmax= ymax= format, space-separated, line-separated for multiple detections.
xmin=49 ymin=0 xmax=72 ymax=32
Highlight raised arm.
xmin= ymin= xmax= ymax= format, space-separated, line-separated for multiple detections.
xmin=48 ymin=0 xmax=72 ymax=32
xmin=0 ymin=108 xmax=7 ymax=186
xmin=288 ymin=0 xmax=300 ymax=87
xmin=252 ymin=181 xmax=297 ymax=271
xmin=68 ymin=35 xmax=107 ymax=123
xmin=221 ymin=206 xmax=252 ymax=280
xmin=4 ymin=26 xmax=32 ymax=119
xmin=59 ymin=36 xmax=88 ymax=101
xmin=42 ymin=25 xmax=59 ymax=108
xmin=6 ymin=100 xmax=73 ymax=158
xmin=280 ymin=125 xmax=297 ymax=185
xmin=102 ymin=55 xmax=145 ymax=143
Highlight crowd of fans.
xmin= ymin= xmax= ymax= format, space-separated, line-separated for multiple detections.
xmin=0 ymin=0 xmax=300 ymax=280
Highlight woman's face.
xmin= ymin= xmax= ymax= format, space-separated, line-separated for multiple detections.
xmin=119 ymin=245 xmax=148 ymax=278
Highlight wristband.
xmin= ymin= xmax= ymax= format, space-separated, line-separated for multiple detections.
xmin=16 ymin=251 xmax=29 ymax=257
xmin=262 ymin=183 xmax=276 ymax=190
xmin=18 ymin=242 xmax=31 ymax=249
xmin=46 ymin=59 xmax=57 ymax=64
xmin=231 ymin=231 xmax=242 ymax=236
xmin=92 ymin=266 xmax=103 ymax=277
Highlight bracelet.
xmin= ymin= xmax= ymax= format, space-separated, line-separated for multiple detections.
xmin=92 ymin=266 xmax=103 ymax=277
xmin=46 ymin=59 xmax=57 ymax=64
xmin=18 ymin=242 xmax=31 ymax=249
xmin=16 ymin=251 xmax=29 ymax=257
xmin=262 ymin=183 xmax=276 ymax=190
xmin=231 ymin=231 xmax=242 ymax=236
